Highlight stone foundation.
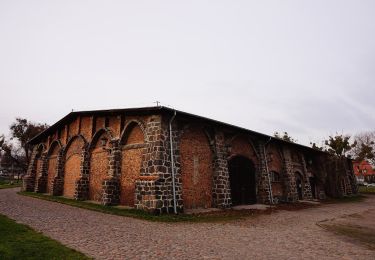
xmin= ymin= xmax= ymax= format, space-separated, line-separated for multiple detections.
xmin=51 ymin=177 xmax=64 ymax=196
xmin=74 ymin=177 xmax=89 ymax=200
xmin=102 ymin=177 xmax=120 ymax=205
xmin=22 ymin=175 xmax=36 ymax=192
xmin=35 ymin=176 xmax=48 ymax=193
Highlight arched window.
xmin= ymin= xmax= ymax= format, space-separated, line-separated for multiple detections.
xmin=270 ymin=171 xmax=280 ymax=182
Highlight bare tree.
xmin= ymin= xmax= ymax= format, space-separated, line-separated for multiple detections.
xmin=351 ymin=131 xmax=375 ymax=165
xmin=0 ymin=118 xmax=48 ymax=170
xmin=324 ymin=134 xmax=356 ymax=157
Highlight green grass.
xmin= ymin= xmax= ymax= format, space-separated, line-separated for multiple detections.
xmin=325 ymin=194 xmax=366 ymax=204
xmin=319 ymin=223 xmax=375 ymax=250
xmin=18 ymin=192 xmax=248 ymax=223
xmin=0 ymin=213 xmax=89 ymax=259
xmin=0 ymin=179 xmax=22 ymax=189
xmin=358 ymin=186 xmax=375 ymax=194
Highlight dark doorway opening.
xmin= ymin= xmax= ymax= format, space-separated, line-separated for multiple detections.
xmin=228 ymin=156 xmax=256 ymax=205
xmin=295 ymin=172 xmax=303 ymax=200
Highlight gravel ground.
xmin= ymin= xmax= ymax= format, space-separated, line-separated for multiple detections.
xmin=0 ymin=188 xmax=374 ymax=260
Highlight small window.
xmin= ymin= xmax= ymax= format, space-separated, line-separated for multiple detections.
xmin=270 ymin=171 xmax=280 ymax=182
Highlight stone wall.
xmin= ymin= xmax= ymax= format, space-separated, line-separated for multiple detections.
xmin=211 ymin=131 xmax=232 ymax=208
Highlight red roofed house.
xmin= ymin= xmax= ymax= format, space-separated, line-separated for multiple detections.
xmin=353 ymin=160 xmax=375 ymax=184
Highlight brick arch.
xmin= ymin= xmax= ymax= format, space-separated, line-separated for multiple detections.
xmin=88 ymin=129 xmax=112 ymax=202
xmin=47 ymin=140 xmax=62 ymax=156
xmin=88 ymin=128 xmax=114 ymax=152
xmin=34 ymin=143 xmax=46 ymax=181
xmin=46 ymin=140 xmax=62 ymax=194
xmin=63 ymin=135 xmax=87 ymax=198
xmin=119 ymin=123 xmax=145 ymax=206
xmin=180 ymin=125 xmax=214 ymax=209
xmin=119 ymin=120 xmax=146 ymax=145
xmin=181 ymin=123 xmax=216 ymax=155
xmin=228 ymin=135 xmax=259 ymax=165
xmin=64 ymin=135 xmax=88 ymax=156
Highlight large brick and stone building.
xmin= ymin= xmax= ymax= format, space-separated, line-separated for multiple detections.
xmin=23 ymin=106 xmax=357 ymax=214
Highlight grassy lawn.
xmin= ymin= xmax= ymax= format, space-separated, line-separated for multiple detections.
xmin=18 ymin=191 xmax=249 ymax=223
xmin=358 ymin=186 xmax=375 ymax=194
xmin=0 ymin=179 xmax=22 ymax=189
xmin=319 ymin=223 xmax=375 ymax=250
xmin=324 ymin=194 xmax=366 ymax=204
xmin=0 ymin=213 xmax=89 ymax=260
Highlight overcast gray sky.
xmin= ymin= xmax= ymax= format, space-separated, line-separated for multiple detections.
xmin=0 ymin=0 xmax=374 ymax=146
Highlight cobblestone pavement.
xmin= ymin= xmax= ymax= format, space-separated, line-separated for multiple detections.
xmin=1 ymin=188 xmax=374 ymax=260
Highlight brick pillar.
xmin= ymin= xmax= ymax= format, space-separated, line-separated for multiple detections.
xmin=134 ymin=116 xmax=161 ymax=213
xmin=74 ymin=146 xmax=89 ymax=200
xmin=301 ymin=157 xmax=313 ymax=200
xmin=22 ymin=147 xmax=38 ymax=192
xmin=135 ymin=115 xmax=180 ymax=214
xmin=257 ymin=143 xmax=272 ymax=204
xmin=282 ymin=148 xmax=298 ymax=202
xmin=35 ymin=153 xmax=48 ymax=193
xmin=51 ymin=149 xmax=65 ymax=196
xmin=212 ymin=131 xmax=232 ymax=208
xmin=102 ymin=139 xmax=121 ymax=206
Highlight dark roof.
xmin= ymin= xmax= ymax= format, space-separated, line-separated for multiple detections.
xmin=28 ymin=106 xmax=326 ymax=154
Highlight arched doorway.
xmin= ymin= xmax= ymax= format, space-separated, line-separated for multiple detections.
xmin=180 ymin=126 xmax=213 ymax=209
xmin=228 ymin=156 xmax=256 ymax=205
xmin=295 ymin=172 xmax=303 ymax=200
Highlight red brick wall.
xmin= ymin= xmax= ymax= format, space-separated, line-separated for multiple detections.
xmin=267 ymin=144 xmax=284 ymax=197
xmin=126 ymin=125 xmax=144 ymax=144
xmin=63 ymin=137 xmax=84 ymax=198
xmin=47 ymin=144 xmax=59 ymax=194
xmin=68 ymin=118 xmax=79 ymax=138
xmin=180 ymin=126 xmax=213 ymax=209
xmin=89 ymin=132 xmax=110 ymax=202
xmin=120 ymin=125 xmax=144 ymax=206
xmin=230 ymin=136 xmax=258 ymax=165
xmin=80 ymin=116 xmax=92 ymax=141
xmin=96 ymin=117 xmax=105 ymax=129
xmin=109 ymin=116 xmax=121 ymax=138
xmin=41 ymin=114 xmax=150 ymax=158
xmin=60 ymin=127 xmax=67 ymax=145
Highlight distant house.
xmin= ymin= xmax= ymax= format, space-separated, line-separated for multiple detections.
xmin=353 ymin=160 xmax=375 ymax=184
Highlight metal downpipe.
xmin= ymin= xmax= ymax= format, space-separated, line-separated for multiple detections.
xmin=169 ymin=110 xmax=177 ymax=214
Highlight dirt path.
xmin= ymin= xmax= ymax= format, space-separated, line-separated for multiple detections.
xmin=0 ymin=188 xmax=374 ymax=259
